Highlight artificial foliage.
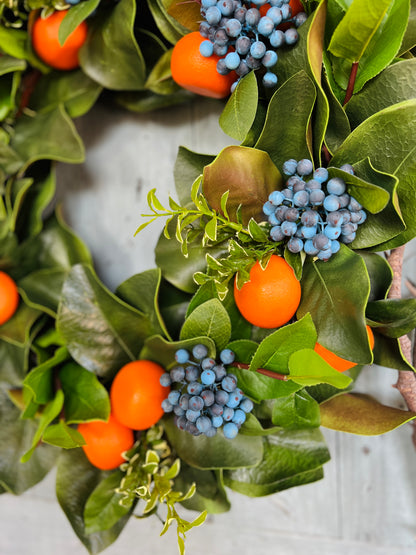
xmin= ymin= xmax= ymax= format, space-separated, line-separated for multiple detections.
xmin=0 ymin=0 xmax=416 ymax=553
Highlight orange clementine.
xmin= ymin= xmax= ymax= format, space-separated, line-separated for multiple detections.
xmin=234 ymin=254 xmax=301 ymax=329
xmin=314 ymin=325 xmax=375 ymax=372
xmin=171 ymin=31 xmax=237 ymax=98
xmin=110 ymin=360 xmax=169 ymax=430
xmin=32 ymin=10 xmax=88 ymax=71
xmin=0 ymin=271 xmax=19 ymax=326
xmin=78 ymin=413 xmax=135 ymax=470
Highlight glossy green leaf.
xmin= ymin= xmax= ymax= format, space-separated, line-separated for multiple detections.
xmin=43 ymin=421 xmax=86 ymax=449
xmin=0 ymin=55 xmax=26 ymax=75
xmin=322 ymin=73 xmax=351 ymax=153
xmin=23 ymin=346 xmax=69 ymax=405
xmin=320 ymin=392 xmax=416 ymax=434
xmin=180 ymin=299 xmax=231 ymax=351
xmin=360 ymin=251 xmax=392 ymax=301
xmin=297 ymin=246 xmax=371 ymax=363
xmin=145 ymin=49 xmax=179 ymax=95
xmin=289 ymin=348 xmax=352 ymax=388
xmin=0 ymin=339 xmax=27 ymax=387
xmin=56 ymin=449 xmax=131 ymax=554
xmin=0 ymin=302 xmax=41 ymax=347
xmin=141 ymin=335 xmax=216 ymax=369
xmin=158 ymin=279 xmax=191 ymax=341
xmin=84 ymin=470 xmax=132 ymax=534
xmin=399 ymin=0 xmax=416 ymax=53
xmin=255 ymin=70 xmax=315 ymax=169
xmin=174 ymin=146 xmax=215 ymax=206
xmin=58 ymin=0 xmax=101 ymax=43
xmin=366 ymin=299 xmax=416 ymax=338
xmin=116 ymin=269 xmax=170 ymax=340
xmin=11 ymin=105 xmax=85 ymax=172
xmin=223 ymin=429 xmax=329 ymax=497
xmin=59 ymin=362 xmax=110 ymax=424
xmin=57 ymin=264 xmax=154 ymax=380
xmin=146 ymin=0 xmax=188 ymax=44
xmin=79 ymin=0 xmax=146 ymax=90
xmin=115 ymin=88 xmax=193 ymax=113
xmin=29 ymin=70 xmax=102 ymax=118
xmin=239 ymin=413 xmax=282 ymax=437
xmin=164 ymin=416 xmax=263 ymax=470
xmin=373 ymin=334 xmax=414 ymax=372
xmin=219 ymin=71 xmax=258 ymax=141
xmin=19 ymin=268 xmax=68 ymax=317
xmin=202 ymin=146 xmax=282 ymax=225
xmin=271 ymin=389 xmax=321 ymax=429
xmin=346 ymin=59 xmax=416 ymax=128
xmin=175 ymin=464 xmax=230 ymax=514
xmin=0 ymin=390 xmax=58 ymax=495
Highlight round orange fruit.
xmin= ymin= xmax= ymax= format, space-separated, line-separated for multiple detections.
xmin=234 ymin=254 xmax=301 ymax=329
xmin=110 ymin=360 xmax=169 ymax=430
xmin=0 ymin=271 xmax=19 ymax=326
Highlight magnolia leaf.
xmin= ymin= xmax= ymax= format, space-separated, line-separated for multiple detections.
xmin=164 ymin=416 xmax=263 ymax=470
xmin=289 ymin=349 xmax=352 ymax=388
xmin=174 ymin=147 xmax=215 ymax=205
xmin=0 ymin=302 xmax=41 ymax=347
xmin=219 ymin=71 xmax=258 ymax=141
xmin=360 ymin=251 xmax=392 ymax=302
xmin=56 ymin=449 xmax=131 ymax=554
xmin=320 ymin=392 xmax=416 ymax=434
xmin=58 ymin=0 xmax=100 ymax=43
xmin=19 ymin=268 xmax=68 ymax=317
xmin=0 ymin=390 xmax=58 ymax=494
xmin=57 ymin=264 xmax=154 ymax=380
xmin=79 ymin=0 xmax=146 ymax=90
xmin=59 ymin=362 xmax=110 ymax=424
xmin=202 ymin=145 xmax=282 ymax=225
xmin=141 ymin=335 xmax=216 ymax=369
xmin=271 ymin=390 xmax=321 ymax=429
xmin=42 ymin=421 xmax=86 ymax=449
xmin=223 ymin=429 xmax=329 ymax=497
xmin=374 ymin=335 xmax=415 ymax=372
xmin=145 ymin=50 xmax=179 ymax=95
xmin=84 ymin=470 xmax=133 ymax=535
xmin=297 ymin=246 xmax=372 ymax=363
xmin=175 ymin=464 xmax=231 ymax=514
xmin=366 ymin=299 xmax=416 ymax=338
xmin=167 ymin=0 xmax=200 ymax=31
xmin=255 ymin=70 xmax=316 ymax=170
xmin=179 ymin=298 xmax=231 ymax=351
xmin=23 ymin=346 xmax=69 ymax=405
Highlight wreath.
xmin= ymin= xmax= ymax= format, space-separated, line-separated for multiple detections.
xmin=0 ymin=0 xmax=416 ymax=553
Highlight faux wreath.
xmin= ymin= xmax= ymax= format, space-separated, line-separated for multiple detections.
xmin=0 ymin=0 xmax=416 ymax=553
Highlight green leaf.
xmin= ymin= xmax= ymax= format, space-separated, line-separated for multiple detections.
xmin=84 ymin=470 xmax=132 ymax=535
xmin=164 ymin=416 xmax=263 ymax=470
xmin=223 ymin=429 xmax=330 ymax=497
xmin=146 ymin=0 xmax=188 ymax=44
xmin=202 ymin=145 xmax=282 ymax=225
xmin=345 ymin=59 xmax=416 ymax=128
xmin=23 ymin=346 xmax=69 ymax=405
xmin=360 ymin=252 xmax=392 ymax=301
xmin=399 ymin=0 xmax=416 ymax=53
xmin=180 ymin=299 xmax=231 ymax=352
xmin=141 ymin=335 xmax=216 ymax=369
xmin=79 ymin=0 xmax=146 ymax=90
xmin=175 ymin=464 xmax=231 ymax=514
xmin=29 ymin=70 xmax=102 ymax=118
xmin=42 ymin=421 xmax=86 ymax=449
xmin=271 ymin=389 xmax=321 ymax=429
xmin=145 ymin=49 xmax=179 ymax=95
xmin=59 ymin=362 xmax=111 ymax=424
xmin=57 ymin=264 xmax=154 ymax=380
xmin=373 ymin=334 xmax=415 ymax=372
xmin=174 ymin=147 xmax=215 ymax=206
xmin=21 ymin=389 xmax=65 ymax=463
xmin=0 ymin=301 xmax=41 ymax=347
xmin=322 ymin=73 xmax=351 ymax=154
xmin=116 ymin=269 xmax=170 ymax=339
xmin=255 ymin=70 xmax=316 ymax=169
xmin=11 ymin=105 xmax=84 ymax=172
xmin=0 ymin=389 xmax=58 ymax=495
xmin=58 ymin=0 xmax=100 ymax=43
xmin=320 ymin=392 xmax=416 ymax=434
xmin=19 ymin=268 xmax=68 ymax=317
xmin=297 ymin=246 xmax=372 ymax=363
xmin=56 ymin=449 xmax=131 ymax=554
xmin=219 ymin=71 xmax=258 ymax=141
xmin=0 ymin=339 xmax=27 ymax=387
xmin=0 ymin=54 xmax=26 ymax=75
xmin=328 ymin=0 xmax=392 ymax=62
xmin=366 ymin=299 xmax=416 ymax=338
xmin=289 ymin=349 xmax=353 ymax=388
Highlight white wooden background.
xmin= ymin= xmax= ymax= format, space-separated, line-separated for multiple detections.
xmin=1 ymin=98 xmax=416 ymax=555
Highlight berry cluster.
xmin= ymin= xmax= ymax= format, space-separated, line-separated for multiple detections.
xmin=199 ymin=0 xmax=307 ymax=91
xmin=160 ymin=345 xmax=253 ymax=439
xmin=263 ymin=158 xmax=367 ymax=261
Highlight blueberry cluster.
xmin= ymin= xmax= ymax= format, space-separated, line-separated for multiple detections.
xmin=262 ymin=158 xmax=367 ymax=261
xmin=199 ymin=0 xmax=307 ymax=91
xmin=160 ymin=345 xmax=254 ymax=439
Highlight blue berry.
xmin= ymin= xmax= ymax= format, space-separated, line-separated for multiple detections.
xmin=301 ymin=209 xmax=319 ymax=226
xmin=225 ymin=18 xmax=242 ymax=36
xmin=201 ymin=357 xmax=216 ymax=370
xmin=159 ymin=373 xmax=171 ymax=387
xmin=250 ymin=40 xmax=267 ymax=59
xmin=269 ymin=29 xmax=285 ymax=47
xmin=205 ymin=426 xmax=217 ymax=437
xmin=187 ymin=381 xmax=203 ymax=395
xmin=201 ymin=369 xmax=216 ymax=385
xmin=235 ymin=36 xmax=251 ymax=55
xmin=239 ymin=398 xmax=254 ymax=413
xmin=294 ymin=12 xmax=308 ymax=27
xmin=293 ymin=190 xmax=309 ymax=207
xmin=196 ymin=415 xmax=212 ymax=433
xmin=205 ymin=5 xmax=222 ymax=24
xmin=297 ymin=159 xmax=313 ymax=176
xmin=222 ymin=374 xmax=237 ymax=392
xmin=170 ymin=366 xmax=185 ymax=382
xmin=215 ymin=389 xmax=229 ymax=405
xmin=327 ymin=177 xmax=346 ymax=196
xmin=245 ymin=7 xmax=261 ymax=26
xmin=161 ymin=399 xmax=173 ymax=412
xmin=270 ymin=225 xmax=285 ymax=241
xmin=220 ymin=348 xmax=235 ymax=364
xmin=168 ymin=390 xmax=181 ymax=405
xmin=185 ymin=365 xmax=199 ymax=382
xmin=199 ymin=40 xmax=214 ymax=57
xmin=285 ymin=28 xmax=299 ymax=45
xmin=232 ymin=409 xmax=247 ymax=426
xmin=257 ymin=16 xmax=274 ymax=36
xmin=213 ymin=364 xmax=227 ymax=381
xmin=269 ymin=190 xmax=285 ymax=205
xmin=201 ymin=389 xmax=215 ymax=406
xmin=173 ymin=405 xmax=185 ymax=416
xmin=263 ymin=71 xmax=278 ymax=88
xmin=317 ymin=248 xmax=332 ymax=261
xmin=304 ymin=239 xmax=319 ymax=256
xmin=189 ymin=395 xmax=204 ymax=411
xmin=222 ymin=406 xmax=234 ymax=421
xmin=340 ymin=163 xmax=354 ymax=175
xmin=323 ymin=195 xmax=341 ymax=212
xmin=175 ymin=348 xmax=189 ymax=364
xmin=262 ymin=50 xmax=278 ymax=67
xmin=210 ymin=403 xmax=224 ymax=416
xmin=331 ymin=240 xmax=341 ymax=254
xmin=212 ymin=415 xmax=224 ymax=428
xmin=263 ymin=200 xmax=275 ymax=215
xmin=300 ymin=225 xmax=317 ymax=239
xmin=324 ymin=225 xmax=341 ymax=240
xmin=281 ymin=221 xmax=298 ymax=236
xmin=179 ymin=394 xmax=190 ymax=410
xmin=192 ymin=344 xmax=208 ymax=360
xmin=267 ymin=6 xmax=283 ymax=24
xmin=313 ymin=167 xmax=328 ymax=183
xmin=287 ymin=237 xmax=303 ymax=253
xmin=223 ymin=422 xmax=239 ymax=439
xmin=309 ymin=189 xmax=325 ymax=206
xmin=186 ymin=409 xmax=201 ymax=422
xmin=218 ymin=0 xmax=234 ymax=16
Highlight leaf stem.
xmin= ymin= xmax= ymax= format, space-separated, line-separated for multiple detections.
xmin=233 ymin=362 xmax=288 ymax=381
xmin=343 ymin=61 xmax=359 ymax=105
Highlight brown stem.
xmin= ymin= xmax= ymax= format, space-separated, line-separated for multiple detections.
xmin=343 ymin=61 xmax=359 ymax=106
xmin=234 ymin=362 xmax=288 ymax=381
xmin=386 ymin=247 xmax=416 ymax=447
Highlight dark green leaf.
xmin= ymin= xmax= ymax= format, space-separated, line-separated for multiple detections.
xmin=56 ymin=449 xmax=131 ymax=554
xmin=145 ymin=49 xmax=180 ymax=95
xmin=175 ymin=464 xmax=230 ymax=514
xmin=223 ymin=429 xmax=329 ymax=497
xmin=116 ymin=88 xmax=193 ymax=113
xmin=57 ymin=264 xmax=154 ymax=380
xmin=255 ymin=70 xmax=316 ymax=169
xmin=359 ymin=251 xmax=392 ymax=301
xmin=180 ymin=299 xmax=231 ymax=351
xmin=373 ymin=334 xmax=414 ymax=372
xmin=23 ymin=346 xmax=69 ymax=405
xmin=271 ymin=389 xmax=321 ymax=429
xmin=59 ymin=362 xmax=111 ymax=424
xmin=366 ymin=299 xmax=416 ymax=338
xmin=84 ymin=470 xmax=132 ymax=534
xmin=203 ymin=145 xmax=282 ymax=225
xmin=0 ymin=302 xmax=41 ymax=347
xmin=19 ymin=268 xmax=68 ymax=317
xmin=164 ymin=416 xmax=263 ymax=470
xmin=59 ymin=0 xmax=101 ymax=43
xmin=0 ymin=390 xmax=58 ymax=495
xmin=219 ymin=71 xmax=258 ymax=141
xmin=43 ymin=421 xmax=86 ymax=449
xmin=0 ymin=339 xmax=27 ymax=387
xmin=141 ymin=334 xmax=216 ymax=368
xmin=79 ymin=0 xmax=146 ymax=90
xmin=399 ymin=0 xmax=416 ymax=53
xmin=320 ymin=392 xmax=416 ymax=434
xmin=322 ymin=72 xmax=351 ymax=154
xmin=158 ymin=279 xmax=191 ymax=341
xmin=174 ymin=146 xmax=215 ymax=206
